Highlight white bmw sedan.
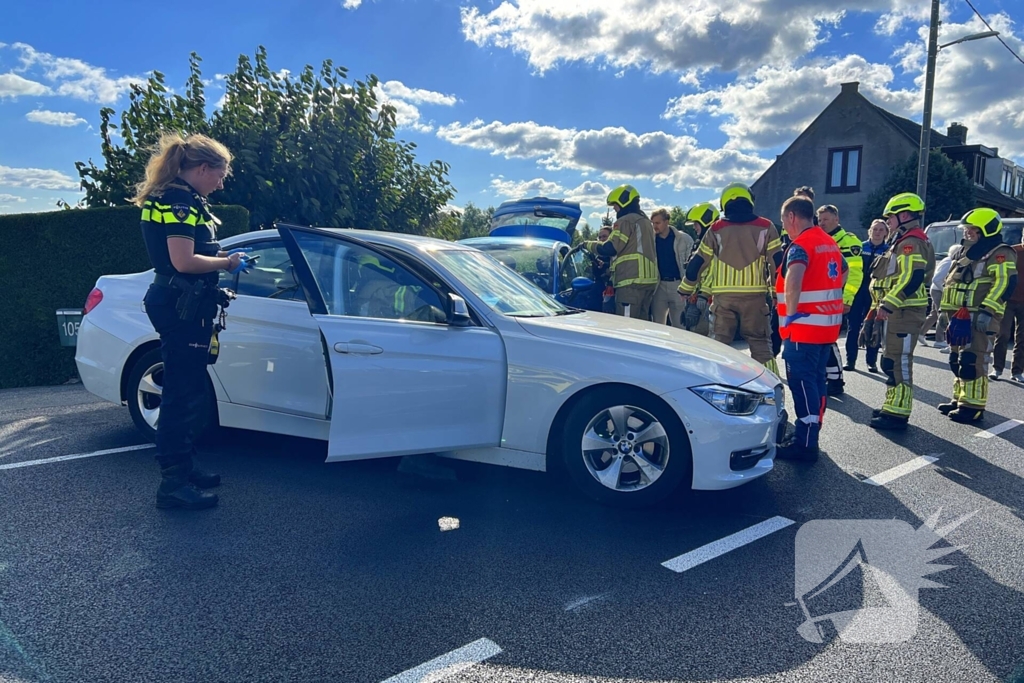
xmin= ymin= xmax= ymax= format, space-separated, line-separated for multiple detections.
xmin=76 ymin=225 xmax=783 ymax=507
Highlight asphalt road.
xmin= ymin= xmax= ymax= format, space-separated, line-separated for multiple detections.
xmin=1 ymin=341 xmax=1023 ymax=683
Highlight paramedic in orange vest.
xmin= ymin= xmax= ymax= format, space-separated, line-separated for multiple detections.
xmin=775 ymin=196 xmax=848 ymax=462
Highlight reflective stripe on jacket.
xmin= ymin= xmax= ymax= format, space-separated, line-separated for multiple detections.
xmin=608 ymin=212 xmax=659 ymax=287
xmin=776 ymin=226 xmax=844 ymax=343
xmin=940 ymin=243 xmax=1018 ymax=317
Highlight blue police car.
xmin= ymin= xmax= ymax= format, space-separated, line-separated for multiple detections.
xmin=459 ymin=197 xmax=605 ymax=312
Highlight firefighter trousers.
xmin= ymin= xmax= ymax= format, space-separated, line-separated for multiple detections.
xmin=949 ymin=312 xmax=1000 ymax=409
xmin=710 ymin=293 xmax=776 ymax=370
xmin=880 ymin=306 xmax=926 ymax=417
xmin=615 ymin=284 xmax=657 ymax=320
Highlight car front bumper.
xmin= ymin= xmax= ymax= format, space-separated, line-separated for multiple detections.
xmin=660 ymin=385 xmax=781 ymax=490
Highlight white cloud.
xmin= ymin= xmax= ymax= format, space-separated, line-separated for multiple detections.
xmin=5 ymin=42 xmax=143 ymax=104
xmin=0 ymin=193 xmax=26 ymax=203
xmin=0 ymin=72 xmax=50 ymax=98
xmin=379 ymin=80 xmax=457 ymax=107
xmin=375 ymin=80 xmax=458 ymax=133
xmin=458 ymin=0 xmax=927 ymax=76
xmin=438 ymin=119 xmax=770 ymax=190
xmin=661 ymin=13 xmax=1024 ymax=163
xmin=490 ymin=176 xmax=565 ymax=198
xmin=905 ymin=14 xmax=1024 ymax=161
xmin=343 ymin=0 xmax=362 ymax=7
xmin=0 ymin=165 xmax=80 ymax=191
xmin=664 ymin=54 xmax=917 ymax=151
xmin=25 ymin=110 xmax=88 ymax=127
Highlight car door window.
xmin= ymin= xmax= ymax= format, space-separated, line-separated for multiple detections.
xmin=559 ymin=251 xmax=580 ymax=291
xmin=233 ymin=241 xmax=306 ymax=301
xmin=291 ymin=232 xmax=447 ymax=323
xmin=572 ymin=250 xmax=593 ymax=281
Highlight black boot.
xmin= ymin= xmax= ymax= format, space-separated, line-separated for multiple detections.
xmin=157 ymin=464 xmax=218 ymax=510
xmin=949 ymin=406 xmax=984 ymax=423
xmin=776 ymin=442 xmax=819 ymax=462
xmin=867 ymin=364 xmax=879 ymax=373
xmin=937 ymin=401 xmax=958 ymax=415
xmin=843 ymin=363 xmax=856 ymax=371
xmin=827 ymin=380 xmax=845 ymax=397
xmin=189 ymin=465 xmax=221 ymax=489
xmin=870 ymin=413 xmax=909 ymax=431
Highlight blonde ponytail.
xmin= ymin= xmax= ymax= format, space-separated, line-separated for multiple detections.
xmin=131 ymin=132 xmax=233 ymax=206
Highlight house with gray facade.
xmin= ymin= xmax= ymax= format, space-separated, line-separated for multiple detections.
xmin=751 ymin=81 xmax=1024 ymax=236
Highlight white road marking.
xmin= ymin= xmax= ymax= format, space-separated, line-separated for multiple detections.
xmin=973 ymin=419 xmax=1024 ymax=439
xmin=0 ymin=444 xmax=154 ymax=471
xmin=381 ymin=638 xmax=502 ymax=683
xmin=863 ymin=455 xmax=939 ymax=486
xmin=564 ymin=594 xmax=609 ymax=612
xmin=661 ymin=516 xmax=795 ymax=573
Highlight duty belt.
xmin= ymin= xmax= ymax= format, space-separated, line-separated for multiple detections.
xmin=153 ymin=273 xmax=214 ymax=290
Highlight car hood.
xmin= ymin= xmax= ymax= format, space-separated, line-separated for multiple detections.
xmin=516 ymin=312 xmax=772 ymax=389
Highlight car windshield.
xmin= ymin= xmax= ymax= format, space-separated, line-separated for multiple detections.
xmin=927 ymin=225 xmax=961 ymax=257
xmin=434 ymin=249 xmax=568 ymax=317
xmin=492 ymin=211 xmax=573 ymax=232
xmin=465 ymin=243 xmax=556 ymax=291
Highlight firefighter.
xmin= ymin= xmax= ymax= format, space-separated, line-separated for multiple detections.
xmin=937 ymin=208 xmax=1018 ymax=422
xmin=816 ymin=205 xmax=864 ymax=396
xmin=681 ymin=202 xmax=718 ymax=334
xmin=586 ymin=185 xmax=659 ymax=319
xmin=678 ymin=183 xmax=783 ymax=374
xmin=869 ymin=192 xmax=936 ymax=431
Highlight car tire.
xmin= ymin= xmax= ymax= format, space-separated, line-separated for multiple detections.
xmin=126 ymin=348 xmax=216 ymax=444
xmin=560 ymin=387 xmax=692 ymax=508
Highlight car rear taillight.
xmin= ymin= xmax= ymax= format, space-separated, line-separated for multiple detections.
xmin=84 ymin=288 xmax=103 ymax=314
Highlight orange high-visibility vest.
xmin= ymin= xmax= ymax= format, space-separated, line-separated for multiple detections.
xmin=777 ymin=226 xmax=844 ymax=343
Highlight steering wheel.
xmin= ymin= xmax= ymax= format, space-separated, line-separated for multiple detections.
xmin=406 ymin=304 xmax=447 ymax=324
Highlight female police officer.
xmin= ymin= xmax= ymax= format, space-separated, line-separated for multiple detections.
xmin=130 ymin=133 xmax=246 ymax=510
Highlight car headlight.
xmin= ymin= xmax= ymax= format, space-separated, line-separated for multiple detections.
xmin=690 ymin=384 xmax=767 ymax=416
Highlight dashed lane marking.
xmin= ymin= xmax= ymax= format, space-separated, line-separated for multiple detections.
xmin=973 ymin=419 xmax=1024 ymax=440
xmin=862 ymin=455 xmax=939 ymax=486
xmin=380 ymin=638 xmax=502 ymax=683
xmin=662 ymin=516 xmax=795 ymax=573
xmin=0 ymin=444 xmax=154 ymax=471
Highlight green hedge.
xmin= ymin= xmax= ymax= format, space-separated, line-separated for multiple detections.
xmin=0 ymin=205 xmax=250 ymax=389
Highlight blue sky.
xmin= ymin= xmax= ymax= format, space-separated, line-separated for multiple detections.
xmin=2 ymin=0 xmax=1023 ymax=227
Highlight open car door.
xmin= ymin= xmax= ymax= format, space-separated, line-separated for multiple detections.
xmin=277 ymin=224 xmax=507 ymax=461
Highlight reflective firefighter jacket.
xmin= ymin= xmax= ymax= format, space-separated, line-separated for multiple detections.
xmin=590 ymin=212 xmax=659 ymax=288
xmin=870 ymin=228 xmax=935 ymax=311
xmin=679 ymin=217 xmax=782 ymax=295
xmin=940 ymin=242 xmax=1018 ymax=317
xmin=828 ymin=225 xmax=864 ymax=307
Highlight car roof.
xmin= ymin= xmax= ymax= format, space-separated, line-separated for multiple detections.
xmin=233 ymin=227 xmax=475 ymax=252
xmin=928 ymin=218 xmax=1024 ymax=228
xmin=459 ymin=236 xmax=568 ymax=249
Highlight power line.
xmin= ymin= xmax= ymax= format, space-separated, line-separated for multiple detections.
xmin=961 ymin=0 xmax=1024 ymax=67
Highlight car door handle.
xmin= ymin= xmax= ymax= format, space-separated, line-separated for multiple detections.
xmin=333 ymin=342 xmax=383 ymax=355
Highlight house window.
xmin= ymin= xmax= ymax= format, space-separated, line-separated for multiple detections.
xmin=826 ymin=147 xmax=861 ymax=193
xmin=1001 ymin=166 xmax=1014 ymax=194
xmin=973 ymin=157 xmax=987 ymax=186
xmin=1015 ymin=172 xmax=1024 ymax=198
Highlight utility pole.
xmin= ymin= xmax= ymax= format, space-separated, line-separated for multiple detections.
xmin=916 ymin=0 xmax=941 ymax=203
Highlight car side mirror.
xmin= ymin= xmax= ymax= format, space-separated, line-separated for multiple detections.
xmin=571 ymin=276 xmax=595 ymax=291
xmin=448 ymin=294 xmax=472 ymax=327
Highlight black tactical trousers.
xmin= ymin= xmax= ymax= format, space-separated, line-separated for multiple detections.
xmin=143 ymin=284 xmax=215 ymax=469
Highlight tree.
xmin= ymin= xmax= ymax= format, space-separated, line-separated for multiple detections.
xmin=669 ymin=205 xmax=697 ymax=240
xmin=458 ymin=202 xmax=493 ymax=239
xmin=72 ymin=47 xmax=455 ymax=233
xmin=860 ymin=150 xmax=974 ymax=231
xmin=601 ymin=214 xmax=613 ymax=228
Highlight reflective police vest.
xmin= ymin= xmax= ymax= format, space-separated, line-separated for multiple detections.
xmin=776 ymin=226 xmax=845 ymax=343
